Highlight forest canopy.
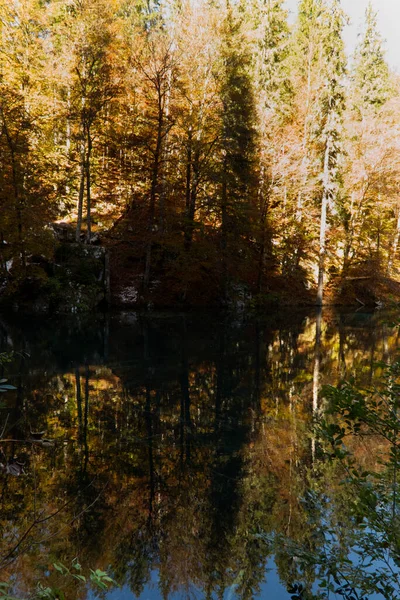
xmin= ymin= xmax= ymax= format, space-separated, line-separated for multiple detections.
xmin=0 ymin=0 xmax=399 ymax=309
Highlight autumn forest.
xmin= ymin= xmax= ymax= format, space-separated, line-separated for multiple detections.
xmin=0 ymin=0 xmax=399 ymax=310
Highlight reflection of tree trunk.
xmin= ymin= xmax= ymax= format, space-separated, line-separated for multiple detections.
xmin=312 ymin=310 xmax=322 ymax=460
xmin=146 ymin=384 xmax=155 ymax=524
xmin=142 ymin=319 xmax=155 ymax=523
xmin=368 ymin=329 xmax=376 ymax=385
xmin=338 ymin=314 xmax=347 ymax=379
xmin=82 ymin=366 xmax=89 ymax=473
xmin=215 ymin=324 xmax=226 ymax=436
xmin=76 ymin=368 xmax=82 ymax=437
xmin=10 ymin=373 xmax=24 ymax=448
xmin=253 ymin=321 xmax=262 ymax=414
xmin=180 ymin=319 xmax=192 ymax=467
xmin=76 ymin=366 xmax=89 ymax=474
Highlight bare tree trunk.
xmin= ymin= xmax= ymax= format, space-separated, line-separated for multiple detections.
xmin=143 ymin=92 xmax=164 ymax=293
xmin=184 ymin=139 xmax=200 ymax=252
xmin=86 ymin=129 xmax=92 ymax=243
xmin=66 ymin=88 xmax=71 ymax=156
xmin=317 ymin=140 xmax=330 ymax=306
xmin=159 ymin=69 xmax=172 ymax=234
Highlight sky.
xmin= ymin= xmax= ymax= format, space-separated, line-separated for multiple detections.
xmin=283 ymin=0 xmax=400 ymax=72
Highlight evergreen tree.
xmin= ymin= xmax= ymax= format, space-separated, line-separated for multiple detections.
xmin=352 ymin=3 xmax=391 ymax=113
xmin=252 ymin=0 xmax=291 ymax=292
xmin=254 ymin=0 xmax=291 ymax=116
xmin=218 ymin=1 xmax=258 ymax=301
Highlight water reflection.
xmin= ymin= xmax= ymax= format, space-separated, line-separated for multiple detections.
xmin=0 ymin=309 xmax=399 ymax=599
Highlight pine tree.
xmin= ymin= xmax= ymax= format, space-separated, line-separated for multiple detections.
xmin=218 ymin=1 xmax=258 ymax=301
xmin=254 ymin=0 xmax=291 ymax=116
xmin=352 ymin=3 xmax=391 ymax=113
xmin=252 ymin=0 xmax=291 ymax=293
xmin=292 ymin=0 xmax=324 ymax=222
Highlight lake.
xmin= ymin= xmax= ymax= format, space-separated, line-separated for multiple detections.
xmin=0 ymin=309 xmax=399 ymax=599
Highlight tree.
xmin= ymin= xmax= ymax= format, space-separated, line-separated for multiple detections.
xmin=291 ymin=0 xmax=324 ymax=222
xmin=52 ymin=0 xmax=119 ymax=243
xmin=173 ymin=0 xmax=221 ymax=252
xmin=352 ymin=2 xmax=391 ymax=115
xmin=0 ymin=0 xmax=59 ymax=275
xmin=252 ymin=0 xmax=292 ymax=292
xmin=315 ymin=0 xmax=347 ymax=305
xmin=129 ymin=30 xmax=177 ymax=292
xmin=217 ymin=0 xmax=258 ymax=301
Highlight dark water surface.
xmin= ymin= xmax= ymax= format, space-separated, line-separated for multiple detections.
xmin=0 ymin=309 xmax=399 ymax=599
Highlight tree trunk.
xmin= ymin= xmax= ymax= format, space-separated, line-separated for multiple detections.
xmin=256 ymin=162 xmax=268 ymax=294
xmin=312 ymin=308 xmax=322 ymax=461
xmin=184 ymin=142 xmax=200 ymax=252
xmin=76 ymin=140 xmax=86 ymax=243
xmin=2 ymin=117 xmax=26 ymax=270
xmin=184 ymin=128 xmax=193 ymax=250
xmin=143 ymin=95 xmax=163 ymax=293
xmin=221 ymin=157 xmax=228 ymax=303
xmin=86 ymin=128 xmax=92 ymax=243
xmin=317 ymin=139 xmax=330 ymax=306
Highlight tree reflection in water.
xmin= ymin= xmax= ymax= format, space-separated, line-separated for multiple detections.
xmin=0 ymin=310 xmax=398 ymax=599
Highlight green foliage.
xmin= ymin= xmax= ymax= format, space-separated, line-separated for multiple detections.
xmin=253 ymin=0 xmax=292 ymax=116
xmin=0 ymin=561 xmax=116 ymax=600
xmin=352 ymin=2 xmax=392 ymax=112
xmin=313 ymin=361 xmax=400 ymax=598
xmin=0 ymin=353 xmax=13 ymax=366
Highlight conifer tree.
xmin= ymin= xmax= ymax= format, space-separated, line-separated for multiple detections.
xmin=352 ymin=3 xmax=391 ymax=114
xmin=340 ymin=4 xmax=394 ymax=279
xmin=252 ymin=0 xmax=291 ymax=292
xmin=292 ymin=0 xmax=323 ymax=221
xmin=218 ymin=1 xmax=258 ymax=300
xmin=254 ymin=0 xmax=291 ymax=115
